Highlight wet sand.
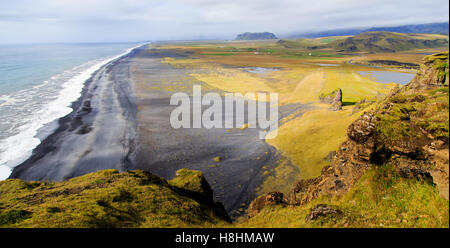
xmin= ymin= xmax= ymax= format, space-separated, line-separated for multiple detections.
xmin=11 ymin=44 xmax=309 ymax=218
xmin=129 ymin=47 xmax=309 ymax=217
xmin=9 ymin=47 xmax=141 ymax=181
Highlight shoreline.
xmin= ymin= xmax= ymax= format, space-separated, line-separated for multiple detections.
xmin=9 ymin=44 xmax=147 ymax=181
xmin=9 ymin=44 xmax=308 ymax=218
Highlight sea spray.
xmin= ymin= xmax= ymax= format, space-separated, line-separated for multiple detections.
xmin=0 ymin=43 xmax=147 ymax=180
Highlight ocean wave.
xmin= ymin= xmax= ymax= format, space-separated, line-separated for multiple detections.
xmin=0 ymin=43 xmax=146 ymax=180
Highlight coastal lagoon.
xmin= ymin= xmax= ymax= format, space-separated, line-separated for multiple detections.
xmin=358 ymin=70 xmax=416 ymax=85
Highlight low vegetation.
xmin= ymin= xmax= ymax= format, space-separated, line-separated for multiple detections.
xmin=238 ymin=164 xmax=449 ymax=228
xmin=242 ymin=52 xmax=449 ymax=228
xmin=266 ymin=107 xmax=362 ymax=180
xmin=332 ymin=32 xmax=449 ymax=53
xmin=375 ymin=88 xmax=449 ymax=146
xmin=0 ymin=169 xmax=230 ymax=227
xmin=1 ymin=38 xmax=448 ymax=228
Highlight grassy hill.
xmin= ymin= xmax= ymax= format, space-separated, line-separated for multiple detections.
xmin=0 ymin=169 xmax=230 ymax=227
xmin=367 ymin=22 xmax=449 ymax=35
xmin=274 ymin=31 xmax=449 ymax=57
xmin=333 ymin=31 xmax=449 ymax=53
xmin=290 ymin=22 xmax=449 ymax=38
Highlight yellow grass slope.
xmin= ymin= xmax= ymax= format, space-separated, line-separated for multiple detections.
xmin=267 ymin=107 xmax=362 ymax=179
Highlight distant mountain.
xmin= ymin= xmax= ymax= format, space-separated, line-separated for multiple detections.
xmin=289 ymin=22 xmax=449 ymax=38
xmin=288 ymin=28 xmax=365 ymax=38
xmin=367 ymin=22 xmax=449 ymax=34
xmin=332 ymin=31 xmax=449 ymax=53
xmin=235 ymin=32 xmax=278 ymax=40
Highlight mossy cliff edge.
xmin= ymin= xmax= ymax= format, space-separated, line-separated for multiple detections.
xmin=287 ymin=52 xmax=449 ymax=204
xmin=0 ymin=169 xmax=230 ymax=227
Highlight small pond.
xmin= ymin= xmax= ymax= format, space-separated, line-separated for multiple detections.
xmin=358 ymin=70 xmax=415 ymax=85
xmin=303 ymin=62 xmax=340 ymax=67
xmin=244 ymin=67 xmax=280 ymax=74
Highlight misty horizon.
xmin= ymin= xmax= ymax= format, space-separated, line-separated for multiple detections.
xmin=0 ymin=0 xmax=448 ymax=44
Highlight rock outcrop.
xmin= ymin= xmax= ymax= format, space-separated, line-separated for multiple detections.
xmin=247 ymin=192 xmax=284 ymax=218
xmin=170 ymin=168 xmax=214 ymax=200
xmin=319 ymin=88 xmax=343 ymax=111
xmin=305 ymin=204 xmax=343 ymax=222
xmin=284 ymin=52 xmax=449 ymax=206
xmin=409 ymin=52 xmax=449 ymax=88
xmin=170 ymin=168 xmax=231 ymax=222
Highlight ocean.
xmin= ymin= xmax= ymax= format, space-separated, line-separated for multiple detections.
xmin=0 ymin=42 xmax=142 ymax=180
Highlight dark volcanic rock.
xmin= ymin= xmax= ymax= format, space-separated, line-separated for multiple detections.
xmin=399 ymin=167 xmax=434 ymax=184
xmin=169 ymin=169 xmax=232 ymax=223
xmin=347 ymin=113 xmax=377 ymax=143
xmin=247 ymin=192 xmax=283 ymax=218
xmin=170 ymin=168 xmax=214 ymax=200
xmin=305 ymin=204 xmax=343 ymax=221
xmin=367 ymin=60 xmax=419 ymax=69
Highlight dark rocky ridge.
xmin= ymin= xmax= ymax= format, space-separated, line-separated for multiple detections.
xmin=367 ymin=60 xmax=420 ymax=69
xmin=335 ymin=31 xmax=449 ymax=53
xmin=235 ymin=32 xmax=278 ymax=40
xmin=290 ymin=22 xmax=449 ymax=38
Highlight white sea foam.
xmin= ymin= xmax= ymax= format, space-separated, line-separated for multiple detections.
xmin=0 ymin=43 xmax=146 ymax=180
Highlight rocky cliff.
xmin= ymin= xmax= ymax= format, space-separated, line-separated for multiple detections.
xmin=0 ymin=169 xmax=230 ymax=227
xmin=319 ymin=88 xmax=343 ymax=111
xmin=249 ymin=52 xmax=449 ymax=219
xmin=291 ymin=52 xmax=449 ymax=203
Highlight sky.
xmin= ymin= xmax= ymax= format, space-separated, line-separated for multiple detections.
xmin=0 ymin=0 xmax=448 ymax=43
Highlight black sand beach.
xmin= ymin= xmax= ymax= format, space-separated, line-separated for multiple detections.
xmin=10 ymin=47 xmax=142 ymax=181
xmin=10 ymin=44 xmax=309 ymax=218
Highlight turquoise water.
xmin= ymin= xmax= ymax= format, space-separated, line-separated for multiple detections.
xmin=0 ymin=43 xmax=137 ymax=95
xmin=0 ymin=43 xmax=141 ymax=179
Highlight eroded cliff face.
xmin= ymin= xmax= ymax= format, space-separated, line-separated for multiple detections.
xmin=319 ymin=88 xmax=343 ymax=111
xmin=291 ymin=52 xmax=449 ymax=203
xmin=249 ymin=52 xmax=449 ymax=217
xmin=409 ymin=52 xmax=449 ymax=88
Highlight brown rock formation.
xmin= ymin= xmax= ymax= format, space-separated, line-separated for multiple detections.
xmin=409 ymin=52 xmax=449 ymax=89
xmin=247 ymin=192 xmax=284 ymax=218
xmin=305 ymin=204 xmax=343 ymax=221
xmin=319 ymin=88 xmax=343 ymax=111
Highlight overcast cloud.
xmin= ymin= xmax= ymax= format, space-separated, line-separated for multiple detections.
xmin=0 ymin=0 xmax=448 ymax=43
